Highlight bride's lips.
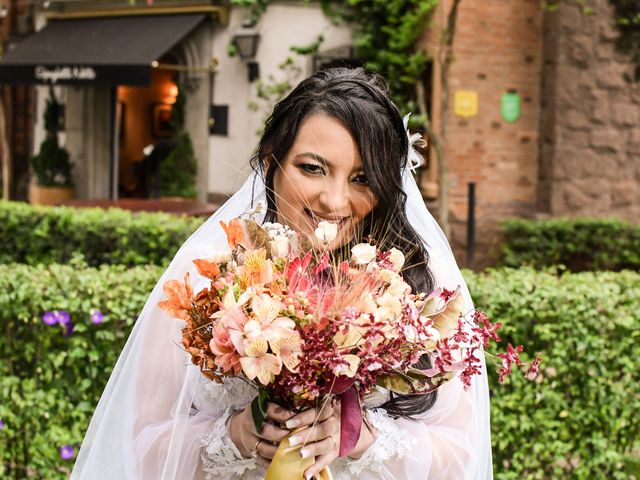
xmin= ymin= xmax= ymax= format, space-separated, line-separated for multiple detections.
xmin=304 ymin=208 xmax=349 ymax=229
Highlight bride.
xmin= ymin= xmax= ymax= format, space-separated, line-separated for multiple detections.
xmin=71 ymin=67 xmax=492 ymax=480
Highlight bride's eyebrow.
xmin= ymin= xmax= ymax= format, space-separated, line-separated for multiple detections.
xmin=294 ymin=152 xmax=331 ymax=167
xmin=294 ymin=152 xmax=364 ymax=172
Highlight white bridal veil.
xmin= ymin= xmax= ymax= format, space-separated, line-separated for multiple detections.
xmin=71 ymin=166 xmax=493 ymax=479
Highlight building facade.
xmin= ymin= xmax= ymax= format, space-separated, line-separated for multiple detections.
xmin=422 ymin=0 xmax=638 ymax=267
xmin=1 ymin=0 xmax=637 ymax=267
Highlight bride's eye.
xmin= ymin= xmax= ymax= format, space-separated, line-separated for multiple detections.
xmin=299 ymin=163 xmax=325 ymax=175
xmin=352 ymin=173 xmax=369 ymax=185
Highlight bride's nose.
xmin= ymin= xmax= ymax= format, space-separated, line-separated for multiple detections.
xmin=318 ymin=180 xmax=350 ymax=214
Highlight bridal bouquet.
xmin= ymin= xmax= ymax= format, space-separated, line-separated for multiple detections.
xmin=159 ymin=213 xmax=540 ymax=479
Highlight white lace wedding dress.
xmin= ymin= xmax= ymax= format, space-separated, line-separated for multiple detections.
xmin=71 ymin=171 xmax=493 ymax=480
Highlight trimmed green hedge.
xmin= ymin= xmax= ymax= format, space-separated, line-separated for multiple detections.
xmin=0 ymin=201 xmax=204 ymax=267
xmin=501 ymin=218 xmax=640 ymax=271
xmin=467 ymin=267 xmax=640 ymax=479
xmin=1 ymin=264 xmax=638 ymax=478
xmin=0 ymin=261 xmax=163 ymax=478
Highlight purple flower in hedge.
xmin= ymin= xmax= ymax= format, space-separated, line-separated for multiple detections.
xmin=42 ymin=310 xmax=71 ymax=326
xmin=64 ymin=322 xmax=75 ymax=337
xmin=59 ymin=445 xmax=75 ymax=460
xmin=90 ymin=309 xmax=104 ymax=325
xmin=42 ymin=311 xmax=59 ymax=326
xmin=57 ymin=310 xmax=71 ymax=326
xmin=0 ymin=419 xmax=4 ymax=430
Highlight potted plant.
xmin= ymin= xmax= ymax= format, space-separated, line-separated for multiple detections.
xmin=155 ymin=84 xmax=198 ymax=199
xmin=28 ymin=87 xmax=75 ymax=205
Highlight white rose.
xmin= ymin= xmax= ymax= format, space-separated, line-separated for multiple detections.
xmin=387 ymin=278 xmax=410 ymax=297
xmin=387 ymin=248 xmax=405 ymax=272
xmin=374 ymin=267 xmax=400 ymax=284
xmin=376 ymin=292 xmax=403 ymax=316
xmin=314 ymin=221 xmax=338 ymax=244
xmin=351 ymin=243 xmax=376 ymax=265
xmin=271 ymin=235 xmax=290 ymax=258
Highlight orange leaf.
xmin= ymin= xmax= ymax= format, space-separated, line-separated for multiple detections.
xmin=220 ymin=219 xmax=244 ymax=249
xmin=158 ymin=274 xmax=193 ymax=320
xmin=193 ymin=258 xmax=221 ymax=279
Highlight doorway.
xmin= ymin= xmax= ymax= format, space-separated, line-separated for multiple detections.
xmin=116 ymin=60 xmax=178 ymax=198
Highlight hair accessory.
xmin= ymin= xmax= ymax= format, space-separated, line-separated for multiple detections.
xmin=403 ymin=113 xmax=427 ymax=174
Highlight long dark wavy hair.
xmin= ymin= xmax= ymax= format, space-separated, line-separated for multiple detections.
xmin=250 ymin=67 xmax=437 ymax=418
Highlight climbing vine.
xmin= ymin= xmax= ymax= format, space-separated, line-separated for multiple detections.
xmin=608 ymin=0 xmax=640 ymax=79
xmin=230 ymin=0 xmax=439 ymax=127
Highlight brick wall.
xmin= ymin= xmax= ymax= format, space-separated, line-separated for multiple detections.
xmin=424 ymin=0 xmax=544 ymax=267
xmin=538 ymin=0 xmax=640 ymax=222
xmin=423 ymin=0 xmax=639 ymax=268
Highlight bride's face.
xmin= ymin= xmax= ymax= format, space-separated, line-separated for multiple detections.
xmin=272 ymin=113 xmax=377 ymax=250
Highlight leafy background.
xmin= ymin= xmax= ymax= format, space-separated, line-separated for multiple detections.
xmin=0 ymin=203 xmax=638 ymax=478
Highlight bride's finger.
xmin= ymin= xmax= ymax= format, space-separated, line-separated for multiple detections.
xmin=303 ymin=452 xmax=338 ymax=480
xmin=265 ymin=402 xmax=295 ymax=423
xmin=285 ymin=403 xmax=335 ymax=428
xmin=257 ymin=421 xmax=290 ymax=443
xmin=256 ymin=439 xmax=278 ymax=460
xmin=288 ymin=416 xmax=340 ymax=446
xmin=299 ymin=435 xmax=339 ymax=459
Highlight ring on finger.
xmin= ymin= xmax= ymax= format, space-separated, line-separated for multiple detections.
xmin=251 ymin=439 xmax=261 ymax=458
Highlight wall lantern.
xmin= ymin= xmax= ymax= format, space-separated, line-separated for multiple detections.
xmin=231 ymin=21 xmax=260 ymax=82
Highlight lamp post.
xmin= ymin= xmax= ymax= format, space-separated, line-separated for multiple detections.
xmin=231 ymin=21 xmax=260 ymax=82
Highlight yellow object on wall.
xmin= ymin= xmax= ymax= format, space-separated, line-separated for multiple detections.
xmin=454 ymin=90 xmax=479 ymax=118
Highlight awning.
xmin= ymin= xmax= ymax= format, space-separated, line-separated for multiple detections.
xmin=0 ymin=14 xmax=207 ymax=86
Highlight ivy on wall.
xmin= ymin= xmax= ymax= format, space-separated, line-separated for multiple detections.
xmin=543 ymin=0 xmax=640 ymax=79
xmin=608 ymin=0 xmax=640 ymax=79
xmin=230 ymin=0 xmax=439 ymax=127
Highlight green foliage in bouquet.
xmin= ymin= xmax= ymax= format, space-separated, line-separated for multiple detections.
xmin=466 ymin=267 xmax=640 ymax=479
xmin=0 ymin=201 xmax=203 ymax=267
xmin=157 ymin=84 xmax=198 ymax=199
xmin=500 ymin=218 xmax=640 ymax=271
xmin=0 ymin=261 xmax=163 ymax=479
xmin=30 ymin=88 xmax=74 ymax=187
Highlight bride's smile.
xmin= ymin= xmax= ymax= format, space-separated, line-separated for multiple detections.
xmin=272 ymin=113 xmax=377 ymax=250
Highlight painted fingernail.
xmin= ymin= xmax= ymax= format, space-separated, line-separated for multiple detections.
xmin=304 ymin=473 xmax=313 ymax=480
xmin=286 ymin=419 xmax=300 ymax=429
xmin=300 ymin=447 xmax=311 ymax=459
xmin=289 ymin=435 xmax=300 ymax=446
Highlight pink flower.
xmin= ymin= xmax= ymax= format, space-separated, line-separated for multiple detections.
xmin=240 ymin=338 xmax=283 ymax=385
xmin=210 ymin=320 xmax=242 ymax=374
xmin=496 ymin=343 xmax=524 ymax=384
xmin=271 ymin=333 xmax=303 ymax=372
xmin=525 ymin=352 xmax=543 ymax=380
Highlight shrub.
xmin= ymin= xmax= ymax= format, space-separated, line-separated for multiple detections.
xmin=0 ymin=261 xmax=163 ymax=478
xmin=0 ymin=201 xmax=204 ymax=267
xmin=158 ymin=132 xmax=198 ymax=198
xmin=501 ymin=218 xmax=640 ymax=271
xmin=1 ymin=264 xmax=638 ymax=478
xmin=465 ymin=267 xmax=640 ymax=479
xmin=30 ymin=88 xmax=74 ymax=188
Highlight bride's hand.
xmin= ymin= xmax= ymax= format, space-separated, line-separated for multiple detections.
xmin=228 ymin=402 xmax=295 ymax=463
xmin=283 ymin=400 xmax=376 ymax=480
